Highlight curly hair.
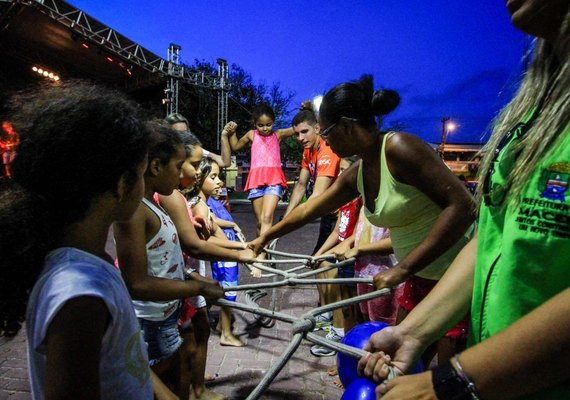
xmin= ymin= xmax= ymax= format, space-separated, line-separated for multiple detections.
xmin=0 ymin=81 xmax=150 ymax=327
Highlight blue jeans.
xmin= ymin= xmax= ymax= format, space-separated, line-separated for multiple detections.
xmin=138 ymin=310 xmax=182 ymax=366
xmin=248 ymin=184 xmax=283 ymax=200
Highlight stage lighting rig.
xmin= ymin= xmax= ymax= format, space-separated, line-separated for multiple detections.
xmin=31 ymin=65 xmax=60 ymax=81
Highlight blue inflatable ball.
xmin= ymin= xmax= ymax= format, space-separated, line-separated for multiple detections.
xmin=341 ymin=377 xmax=376 ymax=400
xmin=337 ymin=321 xmax=391 ymax=388
xmin=337 ymin=321 xmax=423 ymax=388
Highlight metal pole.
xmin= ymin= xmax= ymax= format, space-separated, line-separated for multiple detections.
xmin=216 ymin=58 xmax=229 ymax=150
xmin=440 ymin=116 xmax=450 ymax=158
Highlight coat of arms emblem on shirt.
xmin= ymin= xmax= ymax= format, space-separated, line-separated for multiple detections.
xmin=539 ymin=162 xmax=570 ymax=202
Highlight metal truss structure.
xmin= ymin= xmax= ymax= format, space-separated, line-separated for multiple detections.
xmin=1 ymin=0 xmax=230 ymax=126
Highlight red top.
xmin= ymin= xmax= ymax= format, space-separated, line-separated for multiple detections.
xmin=338 ymin=197 xmax=363 ymax=242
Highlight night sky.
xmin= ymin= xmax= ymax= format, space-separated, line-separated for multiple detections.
xmin=68 ymin=0 xmax=528 ymax=144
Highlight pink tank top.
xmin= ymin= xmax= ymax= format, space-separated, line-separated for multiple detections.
xmin=245 ymin=130 xmax=287 ymax=190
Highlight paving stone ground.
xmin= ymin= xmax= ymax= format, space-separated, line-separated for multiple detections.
xmin=0 ymin=203 xmax=345 ymax=399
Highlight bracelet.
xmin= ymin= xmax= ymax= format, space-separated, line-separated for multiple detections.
xmin=431 ymin=360 xmax=473 ymax=400
xmin=451 ymin=355 xmax=480 ymax=400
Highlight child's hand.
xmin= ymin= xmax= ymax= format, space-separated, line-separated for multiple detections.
xmin=247 ymin=236 xmax=267 ymax=255
xmin=191 ymin=216 xmax=210 ymax=240
xmin=237 ymin=248 xmax=256 ymax=263
xmin=223 ymin=121 xmax=237 ymax=136
xmin=233 ymin=224 xmax=246 ymax=242
xmin=333 ymin=241 xmax=356 ymax=260
xmin=203 ymin=282 xmax=225 ymax=301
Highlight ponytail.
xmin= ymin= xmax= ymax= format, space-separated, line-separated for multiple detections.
xmin=320 ymin=74 xmax=400 ymax=128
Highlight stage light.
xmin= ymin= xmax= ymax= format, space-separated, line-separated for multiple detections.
xmin=126 ymin=68 xmax=133 ymax=76
xmin=106 ymin=56 xmax=113 ymax=62
xmin=82 ymin=43 xmax=89 ymax=49
xmin=32 ymin=65 xmax=62 ymax=82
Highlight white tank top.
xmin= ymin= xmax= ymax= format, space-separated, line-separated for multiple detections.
xmin=132 ymin=198 xmax=185 ymax=320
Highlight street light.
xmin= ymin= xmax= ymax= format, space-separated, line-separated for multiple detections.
xmin=439 ymin=117 xmax=457 ymax=158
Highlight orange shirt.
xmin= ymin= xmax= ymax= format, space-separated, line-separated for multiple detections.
xmin=301 ymin=137 xmax=340 ymax=185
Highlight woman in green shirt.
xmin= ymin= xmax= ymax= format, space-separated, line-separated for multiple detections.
xmin=358 ymin=1 xmax=570 ymax=399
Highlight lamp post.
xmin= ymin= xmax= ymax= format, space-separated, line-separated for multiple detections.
xmin=439 ymin=117 xmax=456 ymax=158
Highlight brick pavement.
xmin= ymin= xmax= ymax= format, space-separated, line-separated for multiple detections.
xmin=0 ymin=203 xmax=344 ymax=399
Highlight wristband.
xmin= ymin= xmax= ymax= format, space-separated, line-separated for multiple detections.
xmin=431 ymin=360 xmax=473 ymax=400
xmin=451 ymin=355 xmax=480 ymax=400
xmin=202 ymin=149 xmax=210 ymax=158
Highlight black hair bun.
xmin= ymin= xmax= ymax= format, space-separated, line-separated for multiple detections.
xmin=300 ymin=100 xmax=314 ymax=112
xmin=371 ymin=89 xmax=400 ymax=116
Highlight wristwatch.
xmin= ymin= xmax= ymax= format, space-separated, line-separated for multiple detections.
xmin=431 ymin=360 xmax=473 ymax=400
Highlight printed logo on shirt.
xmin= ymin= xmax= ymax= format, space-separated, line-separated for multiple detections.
xmin=318 ymin=157 xmax=332 ymax=167
xmin=125 ymin=332 xmax=150 ymax=385
xmin=515 ymin=161 xmax=570 ymax=239
xmin=538 ymin=162 xmax=570 ymax=202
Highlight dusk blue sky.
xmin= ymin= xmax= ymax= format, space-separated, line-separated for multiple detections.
xmin=68 ymin=0 xmax=528 ymax=144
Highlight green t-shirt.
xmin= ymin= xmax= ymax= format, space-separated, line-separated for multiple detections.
xmin=470 ymin=116 xmax=570 ymax=399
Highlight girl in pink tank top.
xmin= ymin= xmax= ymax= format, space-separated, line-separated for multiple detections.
xmin=221 ymin=104 xmax=295 ymax=275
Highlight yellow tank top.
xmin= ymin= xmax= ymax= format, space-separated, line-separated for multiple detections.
xmin=357 ymin=133 xmax=471 ymax=280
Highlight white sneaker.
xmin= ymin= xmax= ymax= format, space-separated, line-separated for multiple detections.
xmin=310 ymin=329 xmax=343 ymax=357
xmin=313 ymin=313 xmax=332 ymax=332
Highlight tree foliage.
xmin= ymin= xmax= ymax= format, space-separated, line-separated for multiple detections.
xmin=177 ymin=60 xmax=301 ymax=164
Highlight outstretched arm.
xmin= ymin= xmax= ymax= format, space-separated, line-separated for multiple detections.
xmin=340 ymin=236 xmax=393 ymax=261
xmin=283 ymin=168 xmax=310 ymax=216
xmin=159 ymin=191 xmax=254 ymax=263
xmin=359 ymin=236 xmax=478 ymax=381
xmin=203 ymin=150 xmax=227 ymax=169
xmin=276 ymin=126 xmax=296 ymax=140
xmin=219 ymin=121 xmax=237 ymax=167
xmin=225 ymin=127 xmax=253 ymax=152
xmin=456 ymin=287 xmax=570 ymax=399
xmin=114 ymin=203 xmax=223 ymax=300
xmin=249 ymin=161 xmax=360 ymax=253
xmin=373 ymin=285 xmax=570 ymax=399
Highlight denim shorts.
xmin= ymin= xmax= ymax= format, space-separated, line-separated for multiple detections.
xmin=139 ymin=309 xmax=183 ymax=366
xmin=248 ymin=184 xmax=283 ymax=200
